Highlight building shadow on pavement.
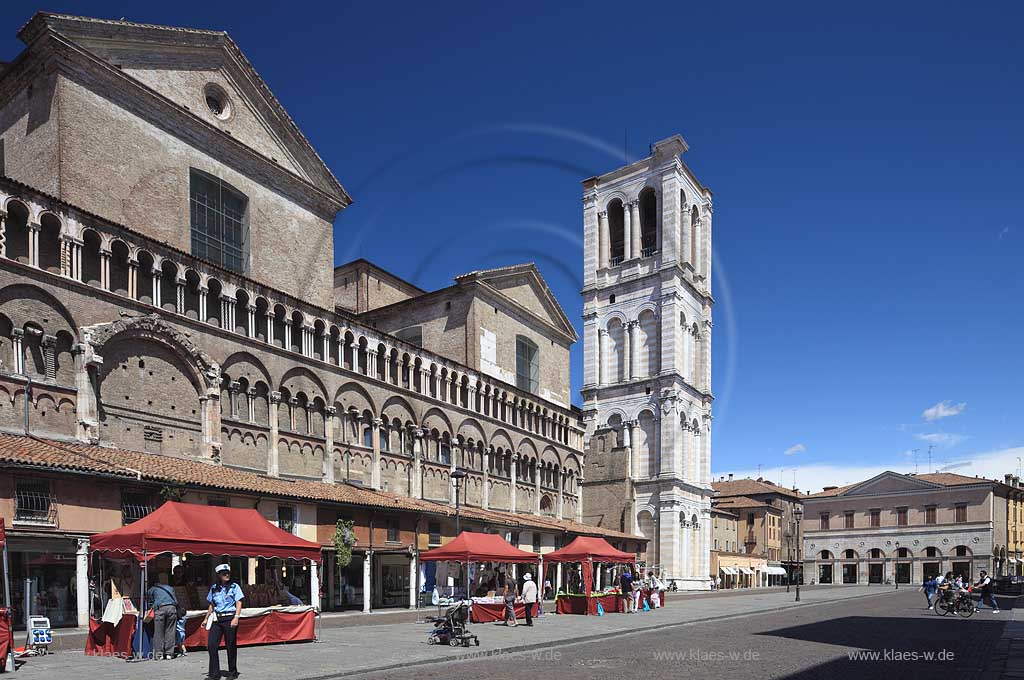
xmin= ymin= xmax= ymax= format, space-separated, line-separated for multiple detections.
xmin=756 ymin=613 xmax=1006 ymax=680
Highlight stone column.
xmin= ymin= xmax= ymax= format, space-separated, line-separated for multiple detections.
xmin=100 ymin=250 xmax=111 ymax=290
xmin=76 ymin=537 xmax=90 ymax=627
xmin=412 ymin=428 xmax=424 ymax=499
xmin=482 ymin=447 xmax=491 ymax=509
xmin=323 ymin=406 xmax=336 ymax=483
xmin=152 ymin=271 xmax=162 ymax=308
xmin=598 ymin=328 xmax=608 ymax=385
xmin=198 ymin=286 xmax=209 ymax=323
xmin=28 ymin=222 xmax=40 ymax=268
xmin=680 ymin=203 xmax=692 ymax=267
xmin=367 ymin=350 xmax=378 ymax=378
xmin=322 ymin=333 xmax=330 ymax=363
xmin=246 ymin=387 xmax=256 ymax=422
xmin=627 ymin=320 xmax=639 ymax=381
xmin=629 ymin=420 xmax=641 ymax=479
xmin=534 ymin=462 xmax=541 ymax=515
xmin=623 ymin=203 xmax=633 ymax=261
xmin=72 ymin=343 xmax=99 ymax=442
xmin=629 ymin=201 xmax=641 ymax=258
xmin=621 ymin=421 xmax=634 ymax=480
xmin=247 ymin=305 xmax=257 ymax=339
xmin=127 ymin=259 xmax=138 ymax=299
xmin=175 ymin=279 xmax=186 ymax=315
xmin=266 ymin=312 xmax=275 ymax=346
xmin=41 ymin=334 xmax=56 ymax=381
xmin=362 ymin=551 xmax=372 ymax=613
xmin=222 ymin=296 xmax=235 ymax=332
xmin=283 ymin=318 xmax=293 ymax=352
xmin=227 ymin=380 xmax=240 ymax=419
xmin=268 ymin=391 xmax=281 ymax=477
xmin=597 ymin=210 xmax=609 ymax=269
xmin=11 ymin=329 xmax=24 ymax=375
xmin=510 ymin=452 xmax=519 ymax=513
xmin=371 ymin=418 xmax=382 ymax=489
xmin=700 ymin=508 xmax=712 ymax=585
xmin=556 ymin=469 xmax=564 ymax=519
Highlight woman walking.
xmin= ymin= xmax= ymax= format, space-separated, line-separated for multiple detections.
xmin=205 ymin=563 xmax=244 ymax=680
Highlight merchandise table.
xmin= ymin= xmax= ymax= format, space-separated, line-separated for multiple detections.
xmin=85 ymin=606 xmax=316 ymax=657
xmin=555 ymin=593 xmax=623 ymax=615
xmin=469 ymin=601 xmax=528 ymax=623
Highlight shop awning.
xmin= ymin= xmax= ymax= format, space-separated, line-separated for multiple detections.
xmin=739 ymin=567 xmax=755 ymax=575
xmin=418 ymin=531 xmax=538 ymax=563
xmin=543 ymin=535 xmax=636 ymax=564
xmin=90 ymin=501 xmax=322 ymax=563
xmin=767 ymin=566 xmax=788 ymax=576
xmin=720 ymin=566 xmax=738 ymax=576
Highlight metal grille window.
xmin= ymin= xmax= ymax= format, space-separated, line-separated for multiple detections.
xmin=15 ymin=480 xmax=56 ymax=525
xmin=121 ymin=490 xmax=155 ymax=525
xmin=278 ymin=505 xmax=296 ymax=534
xmin=386 ymin=518 xmax=400 ymax=543
xmin=532 ymin=533 xmax=541 ymax=553
xmin=515 ymin=336 xmax=539 ymax=394
xmin=428 ymin=522 xmax=441 ymax=546
xmin=190 ymin=170 xmax=248 ymax=273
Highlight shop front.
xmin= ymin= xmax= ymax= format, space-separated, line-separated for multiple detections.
xmin=5 ymin=535 xmax=82 ymax=630
xmin=375 ymin=552 xmax=411 ymax=609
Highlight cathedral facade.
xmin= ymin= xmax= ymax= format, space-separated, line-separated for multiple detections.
xmin=0 ymin=13 xmax=643 ymax=625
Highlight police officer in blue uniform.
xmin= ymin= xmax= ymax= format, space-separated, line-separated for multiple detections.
xmin=205 ymin=563 xmax=244 ymax=680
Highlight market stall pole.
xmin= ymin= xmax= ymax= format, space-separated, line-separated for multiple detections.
xmin=418 ymin=532 xmax=539 ymax=625
xmin=544 ymin=536 xmax=637 ymax=615
xmin=86 ymin=502 xmax=323 ymax=660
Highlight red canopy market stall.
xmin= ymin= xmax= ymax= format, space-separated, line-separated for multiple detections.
xmin=85 ymin=502 xmax=322 ymax=659
xmin=544 ymin=536 xmax=646 ymax=615
xmin=419 ymin=532 xmax=539 ymax=624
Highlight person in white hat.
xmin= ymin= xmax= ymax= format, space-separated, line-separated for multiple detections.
xmin=521 ymin=573 xmax=538 ymax=627
xmin=204 ymin=563 xmax=244 ymax=680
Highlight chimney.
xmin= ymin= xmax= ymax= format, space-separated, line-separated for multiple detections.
xmin=728 ymin=473 xmax=734 ymax=481
xmin=823 ymin=485 xmax=838 ymax=492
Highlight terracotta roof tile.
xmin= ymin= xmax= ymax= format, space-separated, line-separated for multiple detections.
xmin=712 ymin=478 xmax=804 ymax=499
xmin=0 ymin=433 xmax=643 ymax=542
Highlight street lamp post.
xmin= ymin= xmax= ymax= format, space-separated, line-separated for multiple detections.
xmin=894 ymin=541 xmax=900 ymax=591
xmin=793 ymin=507 xmax=802 ymax=602
xmin=784 ymin=529 xmax=793 ymax=593
xmin=451 ymin=468 xmax=468 ymax=535
xmin=451 ymin=467 xmax=468 ymax=600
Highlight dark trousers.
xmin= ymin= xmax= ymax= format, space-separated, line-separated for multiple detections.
xmin=524 ymin=602 xmax=534 ymax=625
xmin=152 ymin=604 xmax=177 ymax=657
xmin=208 ymin=616 xmax=238 ymax=677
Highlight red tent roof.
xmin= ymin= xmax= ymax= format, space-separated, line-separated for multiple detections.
xmin=419 ymin=531 xmax=538 ymax=563
xmin=543 ymin=535 xmax=636 ymax=563
xmin=90 ymin=501 xmax=322 ymax=563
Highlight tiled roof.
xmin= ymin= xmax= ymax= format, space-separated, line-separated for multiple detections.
xmin=714 ymin=495 xmax=781 ymax=511
xmin=712 ymin=478 xmax=804 ymax=499
xmin=0 ymin=433 xmax=643 ymax=542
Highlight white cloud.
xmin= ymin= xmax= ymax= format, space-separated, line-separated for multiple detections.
xmin=998 ymin=226 xmax=1010 ymax=240
xmin=915 ymin=432 xmax=967 ymax=448
xmin=784 ymin=443 xmax=806 ymax=456
xmin=922 ymin=400 xmax=967 ymax=422
xmin=715 ymin=446 xmax=1024 ymax=496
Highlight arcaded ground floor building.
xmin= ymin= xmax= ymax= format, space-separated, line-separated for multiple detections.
xmin=0 ymin=431 xmax=644 ymax=629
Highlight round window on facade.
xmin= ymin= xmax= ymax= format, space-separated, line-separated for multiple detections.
xmin=204 ymin=83 xmax=232 ymax=120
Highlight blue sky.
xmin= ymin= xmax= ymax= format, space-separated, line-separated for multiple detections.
xmin=5 ymin=1 xmax=1022 ymax=491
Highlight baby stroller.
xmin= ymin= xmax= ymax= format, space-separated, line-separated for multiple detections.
xmin=427 ymin=600 xmax=479 ymax=647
